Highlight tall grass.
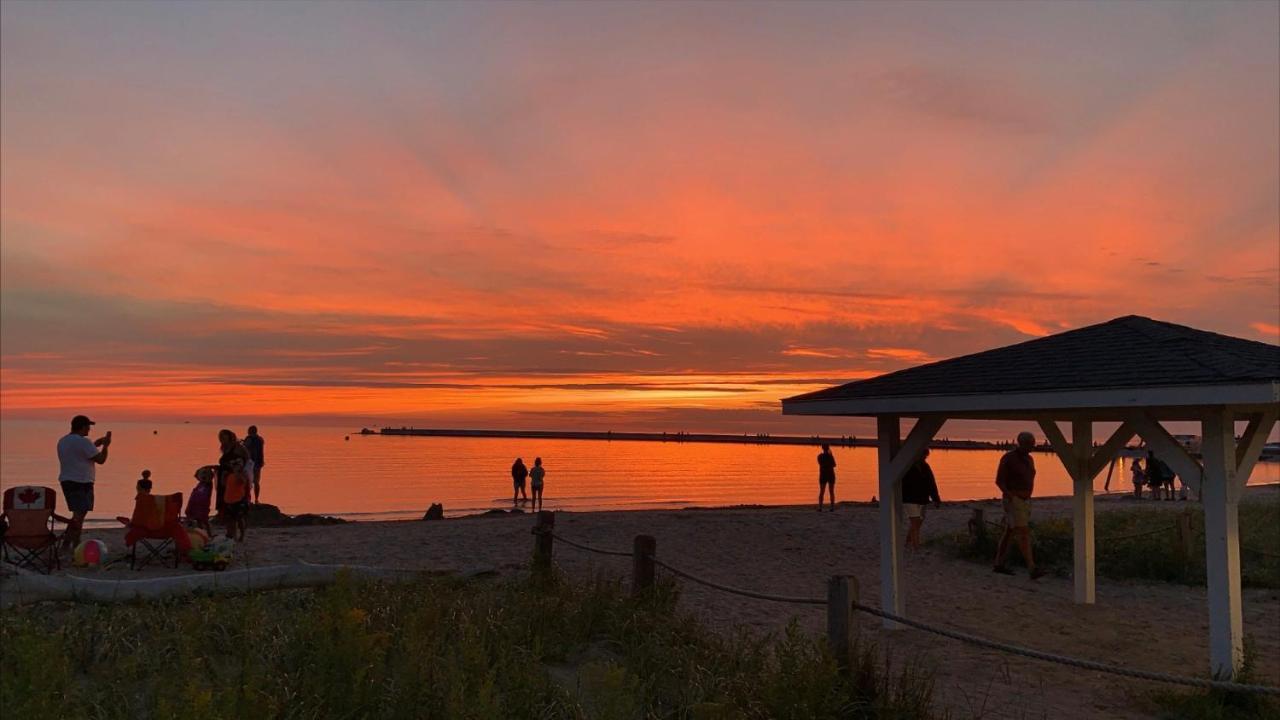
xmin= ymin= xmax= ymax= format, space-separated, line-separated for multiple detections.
xmin=1 ymin=573 xmax=941 ymax=719
xmin=933 ymin=500 xmax=1280 ymax=588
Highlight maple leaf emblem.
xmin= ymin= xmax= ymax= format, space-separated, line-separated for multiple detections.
xmin=16 ymin=487 xmax=43 ymax=508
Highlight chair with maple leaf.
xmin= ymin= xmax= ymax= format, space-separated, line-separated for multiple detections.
xmin=1 ymin=486 xmax=71 ymax=574
xmin=117 ymin=491 xmax=190 ymax=570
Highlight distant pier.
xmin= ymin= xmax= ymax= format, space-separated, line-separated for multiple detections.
xmin=367 ymin=426 xmax=1007 ymax=450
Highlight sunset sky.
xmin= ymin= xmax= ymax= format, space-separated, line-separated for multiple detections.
xmin=2 ymin=1 xmax=1277 ymax=436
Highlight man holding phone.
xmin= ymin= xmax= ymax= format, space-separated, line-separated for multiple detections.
xmin=57 ymin=414 xmax=111 ymax=548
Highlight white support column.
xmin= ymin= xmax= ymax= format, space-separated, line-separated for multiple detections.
xmin=1071 ymin=419 xmax=1095 ymax=604
xmin=877 ymin=415 xmax=904 ymax=629
xmin=1201 ymin=408 xmax=1243 ymax=679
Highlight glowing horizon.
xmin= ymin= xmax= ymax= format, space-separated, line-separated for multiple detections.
xmin=2 ymin=2 xmax=1277 ymax=435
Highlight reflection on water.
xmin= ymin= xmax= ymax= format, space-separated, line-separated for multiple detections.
xmin=2 ymin=420 xmax=1276 ymax=522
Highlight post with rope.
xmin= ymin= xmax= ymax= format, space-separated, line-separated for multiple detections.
xmin=532 ymin=510 xmax=555 ymax=573
xmin=827 ymin=575 xmax=856 ymax=673
xmin=1175 ymin=510 xmax=1194 ymax=566
xmin=632 ymin=535 xmax=656 ymax=596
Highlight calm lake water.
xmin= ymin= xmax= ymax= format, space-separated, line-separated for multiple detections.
xmin=2 ymin=420 xmax=1276 ymax=523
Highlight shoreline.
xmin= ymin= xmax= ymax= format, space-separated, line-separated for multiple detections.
xmin=252 ymin=481 xmax=1280 ymax=527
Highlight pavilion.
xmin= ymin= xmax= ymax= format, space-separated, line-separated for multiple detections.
xmin=782 ymin=315 xmax=1279 ymax=679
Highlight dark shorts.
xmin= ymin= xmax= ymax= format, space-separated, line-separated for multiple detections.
xmin=819 ymin=477 xmax=836 ymax=486
xmin=60 ymin=481 xmax=94 ymax=513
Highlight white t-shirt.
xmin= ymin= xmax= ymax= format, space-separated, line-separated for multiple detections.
xmin=57 ymin=433 xmax=99 ymax=484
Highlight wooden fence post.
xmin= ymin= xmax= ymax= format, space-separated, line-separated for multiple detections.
xmin=533 ymin=511 xmax=555 ymax=572
xmin=1175 ymin=510 xmax=1194 ymax=564
xmin=632 ymin=535 xmax=656 ymax=596
xmin=827 ymin=575 xmax=857 ymax=673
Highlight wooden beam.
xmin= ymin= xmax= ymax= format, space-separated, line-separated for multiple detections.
xmin=1127 ymin=412 xmax=1203 ymax=493
xmin=1037 ymin=419 xmax=1073 ymax=468
xmin=1233 ymin=409 xmax=1278 ymax=491
xmin=1071 ymin=419 xmax=1095 ymax=604
xmin=884 ymin=416 xmax=947 ymax=484
xmin=877 ymin=416 xmax=904 ymax=629
xmin=1200 ymin=408 xmax=1244 ymax=678
xmin=1087 ymin=422 xmax=1137 ymax=479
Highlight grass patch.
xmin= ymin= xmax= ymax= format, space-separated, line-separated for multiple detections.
xmin=1148 ymin=643 xmax=1278 ymax=720
xmin=1 ymin=572 xmax=942 ymax=719
xmin=932 ymin=499 xmax=1280 ymax=587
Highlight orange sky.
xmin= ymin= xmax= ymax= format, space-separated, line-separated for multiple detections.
xmin=2 ymin=2 xmax=1277 ymax=436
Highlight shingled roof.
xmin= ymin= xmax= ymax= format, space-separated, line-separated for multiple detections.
xmin=782 ymin=316 xmax=1280 ymax=418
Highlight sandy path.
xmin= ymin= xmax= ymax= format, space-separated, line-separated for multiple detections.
xmin=74 ymin=486 xmax=1279 ymax=719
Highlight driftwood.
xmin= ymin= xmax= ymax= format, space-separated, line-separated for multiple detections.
xmin=0 ymin=562 xmax=436 ymax=608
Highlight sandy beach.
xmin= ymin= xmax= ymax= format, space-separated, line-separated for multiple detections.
xmin=62 ymin=485 xmax=1278 ymax=719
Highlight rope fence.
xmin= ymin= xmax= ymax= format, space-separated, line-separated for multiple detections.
xmin=532 ymin=510 xmax=1279 ymax=697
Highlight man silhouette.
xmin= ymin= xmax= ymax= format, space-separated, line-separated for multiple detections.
xmin=57 ymin=414 xmax=111 ymax=548
xmin=993 ymin=431 xmax=1044 ymax=579
xmin=817 ymin=444 xmax=837 ymax=511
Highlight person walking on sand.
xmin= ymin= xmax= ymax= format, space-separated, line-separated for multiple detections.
xmin=902 ymin=449 xmax=941 ymax=550
xmin=529 ymin=457 xmax=546 ymax=511
xmin=993 ymin=431 xmax=1044 ymax=580
xmin=511 ymin=457 xmax=529 ymax=505
xmin=817 ymin=444 xmax=837 ymax=511
xmin=57 ymin=415 xmax=112 ymax=549
xmin=243 ymin=425 xmax=265 ymax=504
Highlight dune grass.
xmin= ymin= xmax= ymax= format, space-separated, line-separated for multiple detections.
xmin=1 ymin=572 xmax=941 ymax=719
xmin=932 ymin=499 xmax=1280 ymax=588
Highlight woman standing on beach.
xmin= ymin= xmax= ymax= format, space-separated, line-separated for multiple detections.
xmin=217 ymin=429 xmax=251 ymax=541
xmin=529 ymin=457 xmax=545 ymax=511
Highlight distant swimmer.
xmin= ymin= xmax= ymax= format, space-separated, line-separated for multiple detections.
xmin=817 ymin=444 xmax=837 ymax=512
xmin=530 ymin=457 xmax=545 ymax=511
xmin=511 ymin=458 xmax=529 ymax=505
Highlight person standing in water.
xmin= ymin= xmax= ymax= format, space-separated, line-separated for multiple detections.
xmin=243 ymin=425 xmax=265 ymax=504
xmin=529 ymin=457 xmax=546 ymax=511
xmin=817 ymin=444 xmax=837 ymax=511
xmin=511 ymin=457 xmax=529 ymax=505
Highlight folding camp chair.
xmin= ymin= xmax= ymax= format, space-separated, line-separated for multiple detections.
xmin=117 ymin=492 xmax=187 ymax=570
xmin=1 ymin=486 xmax=70 ymax=574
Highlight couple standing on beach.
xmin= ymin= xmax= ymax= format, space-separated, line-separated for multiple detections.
xmin=511 ymin=457 xmax=546 ymax=510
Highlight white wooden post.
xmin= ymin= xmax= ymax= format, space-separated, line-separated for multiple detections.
xmin=1071 ymin=419 xmax=1095 ymax=604
xmin=1201 ymin=408 xmax=1244 ymax=678
xmin=877 ymin=415 xmax=904 ymax=629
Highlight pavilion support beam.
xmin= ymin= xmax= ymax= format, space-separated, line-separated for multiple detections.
xmin=876 ymin=415 xmax=946 ymax=629
xmin=1127 ymin=412 xmax=1203 ymax=494
xmin=1070 ymin=419 xmax=1094 ymax=604
xmin=1233 ymin=409 xmax=1278 ymax=487
xmin=1036 ymin=420 xmax=1134 ymax=604
xmin=1201 ymin=408 xmax=1244 ymax=679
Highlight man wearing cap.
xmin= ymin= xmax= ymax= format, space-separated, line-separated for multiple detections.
xmin=57 ymin=415 xmax=111 ymax=548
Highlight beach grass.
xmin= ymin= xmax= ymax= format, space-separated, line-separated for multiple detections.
xmin=1147 ymin=641 xmax=1277 ymax=720
xmin=1 ymin=572 xmax=941 ymax=719
xmin=931 ymin=499 xmax=1280 ymax=588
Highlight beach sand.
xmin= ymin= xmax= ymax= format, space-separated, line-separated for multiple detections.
xmin=72 ymin=485 xmax=1280 ymax=719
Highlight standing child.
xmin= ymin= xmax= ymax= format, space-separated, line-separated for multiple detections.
xmin=1130 ymin=459 xmax=1145 ymax=499
xmin=188 ymin=466 xmax=215 ymax=534
xmin=136 ymin=470 xmax=153 ymax=494
xmin=529 ymin=457 xmax=546 ymax=511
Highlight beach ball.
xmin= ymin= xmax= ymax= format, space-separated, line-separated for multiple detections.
xmin=187 ymin=527 xmax=209 ymax=551
xmin=73 ymin=539 xmax=108 ymax=568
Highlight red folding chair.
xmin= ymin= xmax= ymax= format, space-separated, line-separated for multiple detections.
xmin=117 ymin=492 xmax=189 ymax=570
xmin=1 ymin=486 xmax=70 ymax=574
